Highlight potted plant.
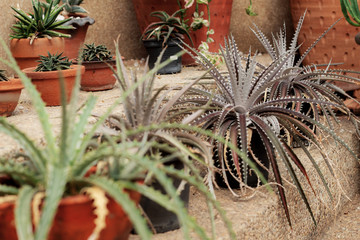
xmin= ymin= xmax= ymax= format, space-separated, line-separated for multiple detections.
xmin=0 ymin=70 xmax=23 ymax=117
xmin=0 ymin=37 xmax=235 ymax=240
xmin=181 ymin=33 xmax=359 ymax=227
xmin=21 ymin=52 xmax=85 ymax=106
xmin=10 ymin=0 xmax=74 ymax=69
xmin=132 ymin=0 xmax=233 ymax=65
xmin=77 ymin=43 xmax=116 ymax=91
xmin=141 ymin=9 xmax=192 ymax=74
xmin=60 ymin=0 xmax=96 ymax=59
xmin=104 ymin=42 xmax=215 ymax=233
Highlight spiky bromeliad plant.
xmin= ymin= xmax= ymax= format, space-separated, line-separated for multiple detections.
xmin=80 ymin=43 xmax=113 ymax=62
xmin=179 ymin=34 xmax=359 ymax=227
xmin=251 ymin=11 xmax=360 ymax=136
xmin=10 ymin=0 xmax=74 ymax=44
xmin=0 ymin=37 xmax=235 ymax=240
xmin=107 ymin=38 xmax=210 ymax=164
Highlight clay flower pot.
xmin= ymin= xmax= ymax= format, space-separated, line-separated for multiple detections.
xmin=21 ymin=65 xmax=85 ymax=106
xmin=0 ymin=190 xmax=141 ymax=240
xmin=0 ymin=78 xmax=24 ymax=116
xmin=10 ymin=37 xmax=66 ymax=70
xmin=79 ymin=59 xmax=116 ymax=91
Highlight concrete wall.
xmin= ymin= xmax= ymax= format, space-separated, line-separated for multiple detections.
xmin=0 ymin=0 xmax=293 ymax=73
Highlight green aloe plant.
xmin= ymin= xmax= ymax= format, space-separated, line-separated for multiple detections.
xmin=10 ymin=0 xmax=74 ymax=44
xmin=0 ymin=37 xmax=236 ymax=240
xmin=179 ymin=33 xmax=358 ymax=227
xmin=34 ymin=52 xmax=72 ymax=72
xmin=80 ymin=43 xmax=113 ymax=62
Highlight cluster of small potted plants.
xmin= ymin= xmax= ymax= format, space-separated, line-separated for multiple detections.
xmin=0 ymin=0 xmax=116 ymax=112
xmin=1 ymin=0 xmax=360 ymax=240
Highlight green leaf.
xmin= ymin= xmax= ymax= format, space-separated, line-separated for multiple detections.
xmin=15 ymin=185 xmax=36 ymax=240
xmin=0 ymin=184 xmax=19 ymax=195
xmin=34 ymin=167 xmax=67 ymax=240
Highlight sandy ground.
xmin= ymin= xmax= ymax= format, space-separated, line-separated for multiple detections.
xmin=318 ymin=194 xmax=360 ymax=240
xmin=1 ymin=55 xmax=360 ymax=239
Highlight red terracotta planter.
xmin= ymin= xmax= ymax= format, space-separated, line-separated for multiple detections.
xmin=0 ymin=190 xmax=141 ymax=240
xmin=0 ymin=78 xmax=24 ymax=117
xmin=80 ymin=60 xmax=116 ymax=91
xmin=21 ymin=65 xmax=85 ymax=106
xmin=10 ymin=38 xmax=66 ymax=70
xmin=131 ymin=0 xmax=233 ymax=65
xmin=289 ymin=0 xmax=360 ymax=90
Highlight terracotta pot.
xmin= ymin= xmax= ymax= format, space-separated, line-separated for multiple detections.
xmin=289 ymin=0 xmax=360 ymax=91
xmin=131 ymin=0 xmax=233 ymax=65
xmin=0 ymin=190 xmax=141 ymax=240
xmin=21 ymin=65 xmax=85 ymax=106
xmin=0 ymin=78 xmax=23 ymax=117
xmin=79 ymin=59 xmax=116 ymax=91
xmin=60 ymin=16 xmax=95 ymax=59
xmin=10 ymin=38 xmax=66 ymax=70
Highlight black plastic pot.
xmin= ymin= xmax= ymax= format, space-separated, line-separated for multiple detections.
xmin=142 ymin=39 xmax=182 ymax=74
xmin=139 ymin=159 xmax=189 ymax=233
xmin=213 ymin=129 xmax=270 ymax=188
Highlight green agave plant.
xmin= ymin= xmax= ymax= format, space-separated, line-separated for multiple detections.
xmin=80 ymin=43 xmax=113 ymax=62
xmin=10 ymin=0 xmax=74 ymax=44
xmin=0 ymin=37 xmax=236 ymax=239
xmin=34 ymin=52 xmax=72 ymax=72
xmin=62 ymin=0 xmax=87 ymax=14
xmin=142 ymin=9 xmax=193 ymax=45
xmin=179 ymin=33 xmax=359 ymax=227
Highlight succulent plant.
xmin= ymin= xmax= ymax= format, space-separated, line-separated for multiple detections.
xmin=142 ymin=9 xmax=193 ymax=45
xmin=0 ymin=70 xmax=8 ymax=82
xmin=179 ymin=32 xmax=359 ymax=227
xmin=62 ymin=0 xmax=87 ymax=14
xmin=80 ymin=43 xmax=113 ymax=62
xmin=34 ymin=52 xmax=72 ymax=72
xmin=10 ymin=0 xmax=74 ymax=44
xmin=251 ymin=11 xmax=360 ymax=136
xmin=0 ymin=37 xmax=235 ymax=240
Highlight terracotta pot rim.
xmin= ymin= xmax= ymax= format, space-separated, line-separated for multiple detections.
xmin=0 ymin=78 xmax=24 ymax=92
xmin=21 ymin=65 xmax=85 ymax=79
xmin=73 ymin=56 xmax=116 ymax=65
